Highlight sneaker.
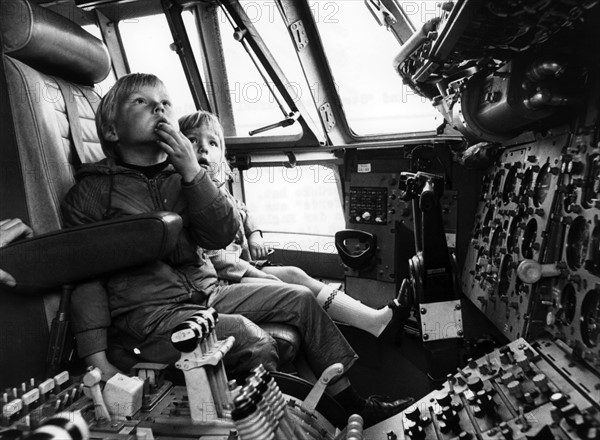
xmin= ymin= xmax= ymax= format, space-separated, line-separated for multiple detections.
xmin=360 ymin=395 xmax=415 ymax=427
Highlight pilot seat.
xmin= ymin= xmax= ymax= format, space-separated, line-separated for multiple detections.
xmin=0 ymin=0 xmax=303 ymax=386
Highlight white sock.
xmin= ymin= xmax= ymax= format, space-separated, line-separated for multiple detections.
xmin=315 ymin=285 xmax=393 ymax=337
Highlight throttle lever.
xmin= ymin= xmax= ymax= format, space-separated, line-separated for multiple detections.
xmin=300 ymin=363 xmax=344 ymax=414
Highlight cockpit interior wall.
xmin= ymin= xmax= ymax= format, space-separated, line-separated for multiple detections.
xmin=394 ymin=0 xmax=600 ymax=372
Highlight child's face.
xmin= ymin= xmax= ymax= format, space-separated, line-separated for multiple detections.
xmin=182 ymin=124 xmax=223 ymax=179
xmin=106 ymin=84 xmax=178 ymax=149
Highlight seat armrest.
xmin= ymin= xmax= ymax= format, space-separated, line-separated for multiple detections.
xmin=0 ymin=212 xmax=182 ymax=293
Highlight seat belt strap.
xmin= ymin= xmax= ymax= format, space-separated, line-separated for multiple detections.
xmin=55 ymin=77 xmax=87 ymax=165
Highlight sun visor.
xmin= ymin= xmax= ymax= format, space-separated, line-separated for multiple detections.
xmin=0 ymin=0 xmax=111 ymax=85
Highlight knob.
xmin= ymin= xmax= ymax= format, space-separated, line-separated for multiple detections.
xmin=516 ymin=357 xmax=532 ymax=373
xmin=467 ymin=377 xmax=483 ymax=392
xmin=436 ymin=392 xmax=452 ymax=407
xmin=550 ymin=392 xmax=568 ymax=408
xmin=507 ymin=380 xmax=523 ymax=399
xmin=500 ymin=372 xmax=514 ymax=384
xmin=404 ymin=405 xmax=421 ymax=422
xmin=500 ymin=352 xmax=512 ymax=365
xmin=560 ymin=403 xmax=579 ymax=418
xmin=472 ymin=405 xmax=484 ymax=418
xmin=517 ymin=259 xmax=563 ymax=284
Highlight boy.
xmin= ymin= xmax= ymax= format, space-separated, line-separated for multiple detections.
xmin=179 ymin=110 xmax=407 ymax=339
xmin=63 ymin=73 xmax=279 ymax=380
xmin=62 ymin=74 xmax=412 ymax=426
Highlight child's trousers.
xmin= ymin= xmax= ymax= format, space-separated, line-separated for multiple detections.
xmin=207 ymin=282 xmax=359 ymax=377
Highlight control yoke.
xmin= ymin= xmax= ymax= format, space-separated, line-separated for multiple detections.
xmin=334 ymin=229 xmax=377 ymax=270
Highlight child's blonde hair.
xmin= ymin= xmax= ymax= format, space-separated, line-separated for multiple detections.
xmin=179 ymin=110 xmax=233 ymax=183
xmin=96 ymin=73 xmax=165 ymax=158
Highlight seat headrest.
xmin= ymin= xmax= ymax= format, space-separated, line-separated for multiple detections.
xmin=0 ymin=0 xmax=111 ymax=85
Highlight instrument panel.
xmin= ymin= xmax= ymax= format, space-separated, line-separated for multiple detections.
xmin=396 ymin=0 xmax=600 ymax=378
xmin=365 ymin=337 xmax=600 ymax=440
xmin=461 ymin=111 xmax=600 ymax=374
xmin=342 ymin=153 xmax=459 ymax=309
xmin=4 ymin=336 xmax=600 ymax=440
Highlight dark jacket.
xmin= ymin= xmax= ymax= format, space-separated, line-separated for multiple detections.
xmin=62 ymin=158 xmax=241 ymax=356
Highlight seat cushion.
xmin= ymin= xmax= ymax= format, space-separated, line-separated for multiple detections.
xmin=259 ymin=323 xmax=301 ymax=369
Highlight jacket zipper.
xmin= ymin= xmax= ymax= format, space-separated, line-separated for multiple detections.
xmin=146 ymin=174 xmax=194 ymax=295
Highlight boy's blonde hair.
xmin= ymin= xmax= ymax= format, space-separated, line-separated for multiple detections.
xmin=96 ymin=73 xmax=165 ymax=158
xmin=179 ymin=110 xmax=232 ymax=183
xmin=178 ymin=110 xmax=226 ymax=150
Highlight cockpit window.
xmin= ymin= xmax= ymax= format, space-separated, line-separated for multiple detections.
xmin=218 ymin=2 xmax=306 ymax=137
xmin=243 ymin=164 xmax=345 ymax=240
xmin=309 ymin=0 xmax=440 ymax=136
xmin=118 ymin=13 xmax=197 ymax=117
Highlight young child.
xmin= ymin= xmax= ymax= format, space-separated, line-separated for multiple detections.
xmin=179 ymin=110 xmax=407 ymax=339
xmin=62 ymin=73 xmax=412 ymax=426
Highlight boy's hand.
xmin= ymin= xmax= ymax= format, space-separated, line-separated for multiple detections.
xmin=0 ymin=218 xmax=33 ymax=247
xmin=243 ymin=266 xmax=281 ymax=282
xmin=155 ymin=122 xmax=202 ymax=182
xmin=248 ymin=231 xmax=272 ymax=260
xmin=0 ymin=218 xmax=33 ymax=287
xmin=85 ymin=351 xmax=123 ymax=382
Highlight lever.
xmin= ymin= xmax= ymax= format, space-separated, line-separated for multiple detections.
xmin=82 ymin=367 xmax=110 ymax=423
xmin=249 ymin=112 xmax=299 ymax=136
xmin=300 ymin=363 xmax=344 ymax=414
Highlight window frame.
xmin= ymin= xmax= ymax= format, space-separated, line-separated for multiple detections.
xmin=83 ymin=0 xmax=462 ymax=154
